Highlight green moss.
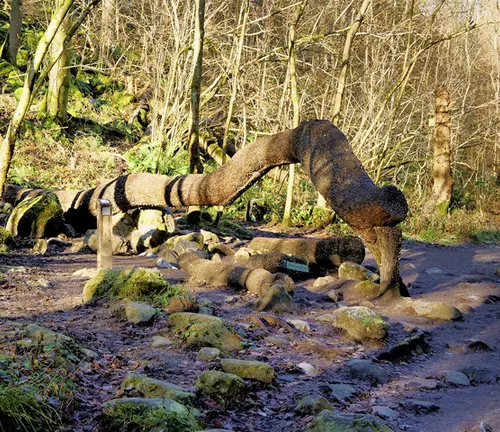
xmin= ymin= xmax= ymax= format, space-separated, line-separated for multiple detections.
xmin=82 ymin=266 xmax=175 ymax=303
xmin=0 ymin=385 xmax=61 ymax=432
xmin=121 ymin=374 xmax=195 ymax=405
xmin=220 ymin=359 xmax=275 ymax=383
xmin=195 ymin=371 xmax=245 ymax=403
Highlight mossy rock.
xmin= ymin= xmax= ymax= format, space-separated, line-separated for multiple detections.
xmin=220 ymin=359 xmax=275 ymax=384
xmin=212 ymin=220 xmax=253 ymax=240
xmin=23 ymin=323 xmax=75 ymax=350
xmin=102 ymin=397 xmax=200 ymax=432
xmin=121 ymin=374 xmax=195 ymax=405
xmin=6 ymin=192 xmax=65 ymax=238
xmin=307 ymin=410 xmax=394 ymax=432
xmin=254 ymin=285 xmax=296 ymax=314
xmin=343 ymin=280 xmax=381 ymax=302
xmin=295 ymin=395 xmax=334 ymax=416
xmin=0 ymin=227 xmax=13 ymax=245
xmin=412 ymin=300 xmax=462 ymax=321
xmin=338 ymin=262 xmax=379 ymax=283
xmin=195 ymin=371 xmax=245 ymax=403
xmin=331 ymin=307 xmax=389 ymax=341
xmin=168 ymin=313 xmax=243 ymax=353
xmin=82 ymin=266 xmax=171 ymax=303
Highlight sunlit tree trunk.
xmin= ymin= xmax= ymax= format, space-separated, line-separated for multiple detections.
xmin=431 ymin=85 xmax=453 ymax=214
xmin=8 ymin=0 xmax=22 ymax=66
xmin=101 ymin=0 xmax=115 ymax=54
xmin=45 ymin=0 xmax=72 ymax=123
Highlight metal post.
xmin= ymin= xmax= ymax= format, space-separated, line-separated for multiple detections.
xmin=97 ymin=199 xmax=112 ymax=269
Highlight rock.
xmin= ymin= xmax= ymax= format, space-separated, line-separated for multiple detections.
xmin=372 ymin=406 xmax=400 ymax=421
xmin=347 ymin=359 xmax=390 ymax=385
xmin=195 ymin=371 xmax=246 ymax=403
xmin=243 ymin=252 xmax=311 ymax=279
xmin=32 ymin=239 xmax=48 ymax=254
xmin=174 ymin=240 xmax=209 ymax=258
xmin=287 ymin=319 xmax=311 ymax=332
xmin=125 ymin=302 xmax=157 ymax=324
xmin=408 ymin=377 xmax=439 ymax=390
xmin=156 ymin=258 xmax=178 ymax=269
xmin=69 ymin=241 xmax=94 ymax=254
xmin=130 ymin=227 xmax=166 ymax=253
xmin=111 ymin=212 xmax=136 ymax=238
xmin=437 ymin=370 xmax=470 ymax=386
xmin=377 ymin=330 xmax=429 ymax=361
xmin=412 ymin=300 xmax=462 ymax=321
xmin=343 ymin=280 xmax=381 ymax=302
xmin=328 ymin=383 xmax=358 ymax=402
xmin=47 ymin=237 xmax=72 ymax=247
xmin=83 ymin=229 xmax=129 ymax=255
xmin=220 ymin=359 xmax=275 ymax=384
xmin=23 ymin=324 xmax=76 ymax=352
xmin=295 ymin=394 xmax=334 ymax=416
xmin=313 ymin=275 xmax=338 ymax=290
xmin=121 ymin=373 xmax=195 ymax=404
xmin=102 ymin=397 xmax=198 ymax=430
xmin=152 ymin=336 xmax=175 ymax=348
xmin=135 ymin=208 xmax=175 ymax=233
xmin=331 ymin=307 xmax=389 ymax=341
xmin=264 ymin=335 xmax=291 ymax=347
xmin=460 ymin=366 xmax=497 ymax=384
xmin=196 ymin=347 xmax=221 ymax=362
xmin=166 ymin=294 xmax=198 ymax=314
xmin=326 ymin=290 xmax=340 ymax=302
xmin=156 ymin=247 xmax=179 ymax=263
xmin=254 ymin=285 xmax=296 ymax=313
xmin=207 ymin=242 xmax=235 ymax=256
xmin=82 ymin=266 xmax=170 ymax=303
xmin=166 ymin=233 xmax=204 ymax=248
xmin=6 ymin=192 xmax=65 ymax=238
xmin=297 ymin=362 xmax=319 ymax=376
xmin=338 ymin=262 xmax=379 ymax=282
xmin=466 ymin=339 xmax=494 ymax=352
xmin=34 ymin=278 xmax=51 ymax=289
xmin=168 ymin=312 xmax=244 ymax=352
xmin=424 ymin=267 xmax=443 ymax=274
xmin=72 ymin=268 xmax=99 ymax=279
xmin=399 ymin=399 xmax=440 ymax=414
xmin=307 ymin=411 xmax=393 ymax=432
xmin=234 ymin=247 xmax=252 ymax=263
xmin=211 ymin=253 xmax=222 ymax=262
xmin=200 ymin=229 xmax=219 ymax=245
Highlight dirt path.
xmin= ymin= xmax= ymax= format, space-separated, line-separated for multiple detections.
xmin=0 ymin=239 xmax=499 ymax=432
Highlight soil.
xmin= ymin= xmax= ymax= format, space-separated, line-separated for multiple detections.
xmin=1 ymin=230 xmax=500 ymax=432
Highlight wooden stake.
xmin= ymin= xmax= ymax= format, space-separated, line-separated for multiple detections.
xmin=97 ymin=199 xmax=112 ymax=269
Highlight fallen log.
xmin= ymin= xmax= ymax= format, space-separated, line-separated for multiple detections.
xmin=2 ymin=120 xmax=408 ymax=300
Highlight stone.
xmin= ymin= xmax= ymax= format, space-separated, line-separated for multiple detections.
xmin=24 ymin=323 xmax=74 ymax=349
xmin=83 ymin=229 xmax=129 ymax=255
xmin=156 ymin=258 xmax=178 ymax=269
xmin=211 ymin=253 xmax=222 ymax=262
xmin=287 ymin=319 xmax=311 ymax=332
xmin=313 ymin=275 xmax=338 ymax=290
xmin=407 ymin=377 xmax=438 ymax=390
xmin=328 ymin=383 xmax=358 ymax=402
xmin=136 ymin=208 xmax=175 ymax=233
xmin=331 ymin=307 xmax=389 ymax=341
xmin=437 ymin=370 xmax=470 ymax=386
xmin=412 ymin=300 xmax=462 ymax=321
xmin=125 ymin=302 xmax=157 ymax=324
xmin=424 ymin=267 xmax=443 ymax=274
xmin=83 ymin=266 xmax=171 ymax=303
xmin=297 ymin=362 xmax=319 ymax=376
xmin=200 ymin=229 xmax=219 ymax=245
xmin=168 ymin=312 xmax=244 ymax=352
xmin=47 ymin=237 xmax=72 ymax=247
xmin=307 ymin=411 xmax=394 ymax=432
xmin=166 ymin=294 xmax=198 ymax=314
xmin=327 ymin=290 xmax=340 ymax=302
xmin=72 ymin=268 xmax=99 ymax=279
xmin=347 ymin=359 xmax=390 ymax=385
xmin=152 ymin=336 xmax=175 ymax=348
xmin=207 ymin=242 xmax=235 ymax=256
xmin=460 ymin=366 xmax=497 ymax=384
xmin=196 ymin=347 xmax=221 ymax=362
xmin=195 ymin=371 xmax=245 ymax=403
xmin=372 ymin=406 xmax=400 ymax=421
xmin=220 ymin=359 xmax=275 ymax=384
xmin=338 ymin=262 xmax=379 ymax=282
xmin=174 ymin=240 xmax=209 ymax=258
xmin=234 ymin=247 xmax=252 ymax=263
xmin=130 ymin=227 xmax=166 ymax=253
xmin=121 ymin=373 xmax=195 ymax=405
xmin=399 ymin=399 xmax=440 ymax=414
xmin=343 ymin=280 xmax=381 ymax=302
xmin=6 ymin=192 xmax=65 ymax=238
xmin=32 ymin=239 xmax=48 ymax=254
xmin=264 ymin=335 xmax=291 ymax=347
xmin=294 ymin=394 xmax=334 ymax=416
xmin=166 ymin=233 xmax=204 ymax=248
xmin=377 ymin=331 xmax=429 ymax=361
xmin=254 ymin=285 xmax=296 ymax=313
xmin=102 ymin=397 xmax=198 ymax=430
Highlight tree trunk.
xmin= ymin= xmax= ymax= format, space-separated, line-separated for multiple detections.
xmin=187 ymin=0 xmax=205 ymax=175
xmin=101 ymin=0 xmax=115 ymax=54
xmin=45 ymin=0 xmax=72 ymax=123
xmin=8 ymin=0 xmax=22 ymax=67
xmin=431 ymin=85 xmax=453 ymax=214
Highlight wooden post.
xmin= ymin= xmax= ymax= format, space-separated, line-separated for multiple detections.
xmin=97 ymin=199 xmax=112 ymax=269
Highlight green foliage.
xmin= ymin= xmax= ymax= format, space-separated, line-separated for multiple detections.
xmin=124 ymin=141 xmax=189 ymax=176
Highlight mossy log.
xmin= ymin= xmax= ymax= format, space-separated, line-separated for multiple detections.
xmin=2 ymin=120 xmax=408 ymax=299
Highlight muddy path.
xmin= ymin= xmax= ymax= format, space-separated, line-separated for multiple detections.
xmin=0 ymin=237 xmax=499 ymax=432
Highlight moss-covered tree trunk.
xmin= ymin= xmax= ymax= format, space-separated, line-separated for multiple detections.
xmin=431 ymin=85 xmax=453 ymax=214
xmin=45 ymin=0 xmax=72 ymax=123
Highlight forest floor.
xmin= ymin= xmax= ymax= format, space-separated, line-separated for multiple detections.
xmin=1 ymin=225 xmax=500 ymax=432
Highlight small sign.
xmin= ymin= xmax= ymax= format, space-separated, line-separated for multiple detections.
xmin=284 ymin=261 xmax=309 ymax=273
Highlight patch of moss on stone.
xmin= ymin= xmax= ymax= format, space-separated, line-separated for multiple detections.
xmin=333 ymin=307 xmax=389 ymax=341
xmin=121 ymin=374 xmax=195 ymax=405
xmin=220 ymin=359 xmax=275 ymax=383
xmin=0 ymin=227 xmax=12 ymax=246
xmin=82 ymin=266 xmax=173 ymax=303
xmin=195 ymin=371 xmax=245 ymax=404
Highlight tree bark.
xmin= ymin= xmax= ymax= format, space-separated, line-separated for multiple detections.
xmin=8 ymin=0 xmax=22 ymax=67
xmin=431 ymin=85 xmax=453 ymax=214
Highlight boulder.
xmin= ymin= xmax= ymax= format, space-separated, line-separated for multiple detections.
xmin=82 ymin=266 xmax=171 ymax=303
xmin=307 ymin=411 xmax=393 ymax=432
xmin=196 ymin=347 xmax=221 ymax=362
xmin=343 ymin=280 xmax=381 ymax=302
xmin=125 ymin=302 xmax=157 ymax=324
xmin=331 ymin=307 xmax=389 ymax=341
xmin=460 ymin=366 xmax=497 ymax=384
xmin=200 ymin=229 xmax=219 ymax=245
xmin=347 ymin=359 xmax=390 ymax=385
xmin=313 ymin=275 xmax=338 ymax=290
xmin=168 ymin=312 xmax=243 ymax=352
xmin=254 ymin=285 xmax=296 ymax=313
xmin=412 ymin=300 xmax=463 ymax=321
xmin=83 ymin=229 xmax=129 ymax=255
xmin=220 ymin=359 xmax=275 ymax=384
xmin=338 ymin=262 xmax=379 ymax=282
xmin=6 ymin=192 xmax=65 ymax=238
xmin=102 ymin=397 xmax=199 ymax=430
xmin=135 ymin=208 xmax=175 ymax=233
xmin=294 ymin=395 xmax=334 ymax=416
xmin=121 ymin=373 xmax=195 ymax=405
xmin=372 ymin=406 xmax=400 ymax=421
xmin=32 ymin=239 xmax=48 ymax=255
xmin=130 ymin=226 xmax=166 ymax=253
xmin=328 ymin=383 xmax=358 ymax=402
xmin=399 ymin=399 xmax=440 ymax=414
xmin=195 ymin=371 xmax=246 ymax=403
xmin=437 ymin=370 xmax=470 ymax=386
